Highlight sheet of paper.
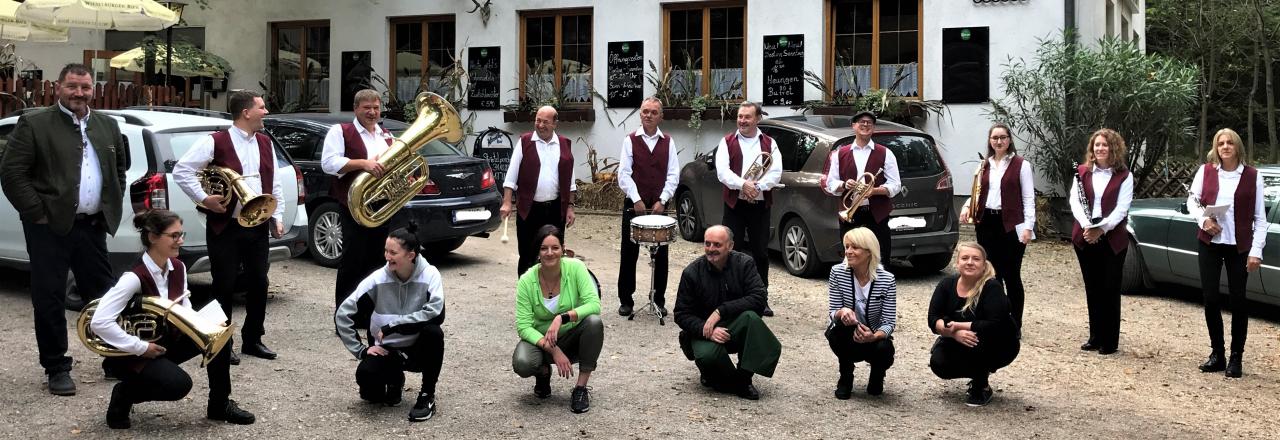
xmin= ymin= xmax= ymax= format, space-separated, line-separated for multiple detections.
xmin=1202 ymin=203 xmax=1231 ymax=218
xmin=197 ymin=299 xmax=229 ymax=326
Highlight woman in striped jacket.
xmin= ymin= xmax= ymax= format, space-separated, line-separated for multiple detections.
xmin=825 ymin=227 xmax=897 ymax=399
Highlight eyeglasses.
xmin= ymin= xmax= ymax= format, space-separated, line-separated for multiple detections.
xmin=854 ymin=120 xmax=875 ymax=126
xmin=159 ymin=231 xmax=186 ymax=240
xmin=989 ymin=135 xmax=1011 ymax=141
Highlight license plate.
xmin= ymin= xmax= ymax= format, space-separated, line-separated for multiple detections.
xmin=452 ymin=207 xmax=492 ymax=223
xmin=888 ymin=216 xmax=926 ymax=231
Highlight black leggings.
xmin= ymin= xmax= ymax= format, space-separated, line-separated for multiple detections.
xmin=826 ymin=323 xmax=895 ymax=373
xmin=356 ymin=324 xmax=445 ymax=398
xmin=929 ymin=337 xmax=1018 ymax=384
xmin=976 ymin=213 xmax=1027 ymax=326
xmin=1198 ymin=242 xmax=1250 ymax=353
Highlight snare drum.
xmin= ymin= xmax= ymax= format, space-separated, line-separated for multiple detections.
xmin=630 ymin=215 xmax=677 ymax=245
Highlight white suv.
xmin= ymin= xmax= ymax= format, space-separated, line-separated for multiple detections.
xmin=0 ymin=109 xmax=309 ymax=307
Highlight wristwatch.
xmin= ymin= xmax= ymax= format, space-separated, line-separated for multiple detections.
xmin=560 ymin=313 xmax=572 ymax=325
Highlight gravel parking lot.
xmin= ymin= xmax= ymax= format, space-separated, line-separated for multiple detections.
xmin=1 ymin=213 xmax=1278 ymax=439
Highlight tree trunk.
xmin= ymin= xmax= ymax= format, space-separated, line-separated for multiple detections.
xmin=1249 ymin=44 xmax=1260 ymax=153
xmin=1253 ymin=0 xmax=1279 ymax=162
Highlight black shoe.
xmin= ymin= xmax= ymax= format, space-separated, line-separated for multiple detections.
xmin=207 ymin=399 xmax=256 ymax=425
xmin=762 ymin=307 xmax=775 ymax=317
xmin=106 ymin=384 xmax=131 ymax=429
xmin=1080 ymin=341 xmax=1100 ymax=351
xmin=965 ymin=383 xmax=994 ymax=407
xmin=103 ymin=366 xmax=118 ymax=381
xmin=1097 ymin=346 xmax=1118 ymax=355
xmin=866 ymin=369 xmax=886 ymax=396
xmin=658 ymin=307 xmax=669 ymax=318
xmin=533 ymin=371 xmax=551 ymax=398
xmin=833 ymin=373 xmax=853 ymax=400
xmin=699 ymin=374 xmax=713 ymax=388
xmin=408 ymin=392 xmax=435 ymax=422
xmin=1225 ymin=351 xmax=1243 ymax=378
xmin=384 ymin=385 xmax=403 ymax=407
xmin=242 ymin=341 xmax=278 ymax=360
xmin=736 ymin=383 xmax=761 ymax=400
xmin=229 ymin=351 xmax=241 ymax=366
xmin=47 ymin=371 xmax=76 ymax=396
xmin=618 ymin=304 xmax=634 ymax=316
xmin=570 ymin=386 xmax=591 ymax=413
xmin=1198 ymin=350 xmax=1226 ymax=373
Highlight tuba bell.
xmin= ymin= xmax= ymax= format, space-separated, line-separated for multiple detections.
xmin=742 ymin=150 xmax=773 ymax=182
xmin=197 ymin=166 xmax=278 ymax=227
xmin=348 ymin=92 xmax=463 ymax=228
xmin=77 ymin=296 xmax=235 ymax=367
xmin=838 ymin=169 xmax=883 ymax=223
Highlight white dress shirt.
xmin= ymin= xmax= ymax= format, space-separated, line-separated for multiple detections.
xmin=173 ymin=126 xmax=287 ymax=225
xmin=1187 ymin=164 xmax=1268 ymax=259
xmin=1068 ymin=165 xmax=1134 ymax=233
xmin=503 ymin=131 xmax=577 ymax=202
xmin=618 ymin=128 xmax=681 ymax=205
xmin=60 ymin=102 xmax=103 ymax=215
xmin=715 ymin=130 xmax=784 ymax=201
xmin=965 ymin=155 xmax=1037 ymax=239
xmin=822 ymin=139 xmax=902 ymax=200
xmin=90 ymin=256 xmax=191 ymax=356
xmin=320 ymin=118 xmax=394 ymax=177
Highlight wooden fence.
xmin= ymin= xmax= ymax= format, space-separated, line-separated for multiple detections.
xmin=1135 ymin=159 xmax=1202 ymax=199
xmin=0 ymin=78 xmax=179 ymax=118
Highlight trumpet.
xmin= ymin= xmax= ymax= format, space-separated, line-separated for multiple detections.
xmin=967 ymin=153 xmax=986 ymax=224
xmin=742 ymin=150 xmax=773 ymax=182
xmin=197 ymin=165 xmax=278 ymax=227
xmin=837 ymin=169 xmax=883 ymax=223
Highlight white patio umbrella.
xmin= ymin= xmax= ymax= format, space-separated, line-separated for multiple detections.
xmin=15 ymin=0 xmax=178 ymax=31
xmin=0 ymin=1 xmax=68 ymax=42
xmin=109 ymin=44 xmax=227 ymax=78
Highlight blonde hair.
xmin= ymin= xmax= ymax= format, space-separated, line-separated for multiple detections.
xmin=1084 ymin=128 xmax=1129 ymax=173
xmin=1206 ymin=128 xmax=1248 ymax=166
xmin=842 ymin=228 xmax=881 ymax=281
xmin=955 ymin=242 xmax=997 ymax=313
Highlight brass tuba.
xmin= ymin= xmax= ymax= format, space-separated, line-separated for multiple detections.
xmin=77 ymin=296 xmax=235 ymax=367
xmin=742 ymin=150 xmax=773 ymax=182
xmin=198 ymin=166 xmax=278 ymax=227
xmin=967 ymin=153 xmax=986 ymax=224
xmin=838 ymin=169 xmax=883 ymax=223
xmin=348 ymin=92 xmax=463 ymax=227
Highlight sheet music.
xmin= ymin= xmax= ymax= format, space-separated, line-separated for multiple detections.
xmin=1201 ymin=203 xmax=1231 ymax=218
xmin=197 ymin=300 xmax=229 ymax=326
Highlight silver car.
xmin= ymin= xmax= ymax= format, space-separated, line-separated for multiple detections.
xmin=675 ymin=115 xmax=959 ymax=277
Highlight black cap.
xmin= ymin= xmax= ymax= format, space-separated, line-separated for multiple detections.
xmin=851 ymin=110 xmax=877 ymax=123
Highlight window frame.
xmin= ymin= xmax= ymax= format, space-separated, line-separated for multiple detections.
xmin=270 ymin=20 xmax=331 ymax=112
xmin=823 ymin=0 xmax=923 ymax=100
xmin=661 ymin=1 xmax=749 ymax=102
xmin=517 ymin=8 xmax=594 ymax=107
xmin=387 ymin=14 xmax=457 ymax=100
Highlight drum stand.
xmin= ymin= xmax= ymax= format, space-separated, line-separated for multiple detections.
xmin=628 ymin=244 xmax=666 ymax=325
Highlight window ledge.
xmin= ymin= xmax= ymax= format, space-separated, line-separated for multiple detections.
xmin=662 ymin=107 xmax=729 ymax=121
xmin=503 ymin=108 xmax=596 ymax=123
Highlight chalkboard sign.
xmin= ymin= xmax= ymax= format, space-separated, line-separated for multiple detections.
xmin=606 ymin=41 xmax=644 ymax=107
xmin=473 ymin=127 xmax=514 ymax=184
xmin=468 ymin=47 xmax=501 ymax=110
xmin=763 ymin=34 xmax=804 ymax=106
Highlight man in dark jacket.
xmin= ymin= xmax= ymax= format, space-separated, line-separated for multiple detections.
xmin=674 ymin=225 xmax=781 ymax=400
xmin=0 ymin=63 xmax=127 ymax=396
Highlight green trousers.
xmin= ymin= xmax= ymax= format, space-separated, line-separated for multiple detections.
xmin=512 ymin=315 xmax=605 ymax=376
xmin=691 ymin=311 xmax=781 ymax=379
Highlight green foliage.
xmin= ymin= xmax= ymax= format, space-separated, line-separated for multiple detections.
xmin=990 ymin=32 xmax=1199 ymax=193
xmin=644 ymin=57 xmax=741 ymax=131
xmin=137 ymin=36 xmax=232 ymax=77
xmin=792 ymin=68 xmax=945 ymax=126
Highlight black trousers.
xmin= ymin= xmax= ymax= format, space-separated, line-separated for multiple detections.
xmin=335 ymin=209 xmax=390 ymax=307
xmin=208 ymin=222 xmax=270 ymax=341
xmin=929 ymin=337 xmax=1019 ymax=384
xmin=1198 ymin=242 xmax=1250 ymax=353
xmin=618 ymin=200 xmax=669 ymax=307
xmin=356 ymin=324 xmax=445 ymax=399
xmin=722 ymin=201 xmax=770 ymax=287
xmin=840 ymin=207 xmax=892 ymax=264
xmin=826 ymin=323 xmax=895 ymax=374
xmin=22 ymin=215 xmax=114 ymax=374
xmin=104 ymin=336 xmax=233 ymax=407
xmin=515 ymin=199 xmax=565 ymax=277
xmin=976 ymin=211 xmax=1027 ymax=326
xmin=1075 ymin=240 xmax=1126 ymax=349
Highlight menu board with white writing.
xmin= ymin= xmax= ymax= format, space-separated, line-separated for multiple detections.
xmin=468 ymin=47 xmax=500 ymax=110
xmin=763 ymin=35 xmax=804 ymax=106
xmin=607 ymin=41 xmax=644 ymax=108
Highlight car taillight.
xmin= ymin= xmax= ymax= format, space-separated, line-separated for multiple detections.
xmin=420 ymin=179 xmax=441 ymax=196
xmin=480 ymin=167 xmax=495 ymax=189
xmin=129 ymin=172 xmax=168 ymax=212
xmin=936 ymin=170 xmax=953 ymax=191
xmin=294 ymin=164 xmax=305 ymax=204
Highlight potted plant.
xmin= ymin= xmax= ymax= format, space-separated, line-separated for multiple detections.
xmin=792 ymin=68 xmax=944 ymax=128
xmin=502 ymin=63 xmax=595 ymax=123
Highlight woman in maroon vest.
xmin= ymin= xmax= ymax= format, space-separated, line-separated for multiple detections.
xmin=1187 ymin=128 xmax=1266 ymax=378
xmin=91 ymin=209 xmax=254 ymax=429
xmin=1068 ymin=128 xmax=1134 ymax=355
xmin=960 ymin=123 xmax=1035 ymax=327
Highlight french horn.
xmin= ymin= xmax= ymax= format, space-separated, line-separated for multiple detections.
xmin=77 ymin=296 xmax=234 ymax=367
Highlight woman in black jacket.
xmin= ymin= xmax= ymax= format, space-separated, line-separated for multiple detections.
xmin=927 ymin=242 xmax=1020 ymax=407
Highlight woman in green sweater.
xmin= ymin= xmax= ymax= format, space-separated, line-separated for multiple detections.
xmin=513 ymin=224 xmax=604 ymax=414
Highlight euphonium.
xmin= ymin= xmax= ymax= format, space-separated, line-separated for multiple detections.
xmin=742 ymin=150 xmax=773 ymax=182
xmin=76 ymin=296 xmax=235 ymax=367
xmin=197 ymin=165 xmax=278 ymax=227
xmin=967 ymin=153 xmax=986 ymax=224
xmin=348 ymin=92 xmax=463 ymax=227
xmin=838 ymin=169 xmax=883 ymax=223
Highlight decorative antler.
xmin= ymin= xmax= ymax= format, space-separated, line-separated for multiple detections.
xmin=469 ymin=0 xmax=493 ymax=26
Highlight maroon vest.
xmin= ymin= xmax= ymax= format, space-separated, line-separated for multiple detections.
xmin=332 ymin=123 xmax=394 ymax=207
xmin=130 ymin=257 xmax=185 ymax=301
xmin=515 ymin=133 xmax=573 ymax=219
xmin=1197 ymin=164 xmax=1258 ymax=253
xmin=629 ymin=133 xmax=671 ymax=206
xmin=976 ymin=155 xmax=1026 ymax=233
xmin=1071 ymin=164 xmax=1130 ymax=254
xmin=201 ymin=130 xmax=275 ymax=235
xmin=722 ymin=132 xmax=775 ymax=208
xmin=836 ymin=143 xmax=892 ymax=222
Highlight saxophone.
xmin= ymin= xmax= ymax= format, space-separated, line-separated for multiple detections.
xmin=967 ymin=153 xmax=986 ymax=224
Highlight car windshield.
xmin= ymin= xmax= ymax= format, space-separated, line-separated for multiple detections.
xmin=832 ymin=133 xmax=944 ymax=178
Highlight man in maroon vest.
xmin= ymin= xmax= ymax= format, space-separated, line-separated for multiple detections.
xmin=321 ymin=89 xmax=396 ymax=308
xmin=174 ymin=90 xmax=285 ymax=363
xmin=715 ymin=102 xmax=782 ymax=316
xmin=821 ymin=111 xmax=902 ymax=263
xmin=617 ymin=97 xmax=681 ymax=317
xmin=501 ymin=106 xmax=577 ymax=276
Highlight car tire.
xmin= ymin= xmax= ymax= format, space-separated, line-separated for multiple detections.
xmin=909 ymin=253 xmax=952 ymax=274
xmin=1120 ymin=238 xmax=1149 ymax=294
xmin=781 ymin=217 xmax=822 ymax=278
xmin=308 ymin=202 xmax=344 ymax=268
xmin=425 ymin=237 xmax=467 ymax=258
xmin=676 ymin=190 xmax=704 ymax=242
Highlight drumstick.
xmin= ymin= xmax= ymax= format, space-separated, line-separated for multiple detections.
xmin=500 ymin=216 xmax=510 ymax=244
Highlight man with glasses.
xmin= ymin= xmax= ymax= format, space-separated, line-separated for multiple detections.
xmin=821 ymin=111 xmax=902 ymax=263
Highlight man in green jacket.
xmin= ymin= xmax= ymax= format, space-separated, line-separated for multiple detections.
xmin=0 ymin=63 xmax=127 ymax=397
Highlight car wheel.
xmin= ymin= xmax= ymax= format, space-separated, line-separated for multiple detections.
xmin=909 ymin=253 xmax=952 ymax=274
xmin=781 ymin=217 xmax=821 ymax=277
xmin=676 ymin=190 xmax=703 ymax=242
xmin=425 ymin=237 xmax=467 ymax=258
xmin=1120 ymin=239 xmax=1149 ymax=294
xmin=308 ymin=202 xmax=344 ymax=268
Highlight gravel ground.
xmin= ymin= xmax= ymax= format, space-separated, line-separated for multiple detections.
xmin=1 ymin=213 xmax=1279 ymax=439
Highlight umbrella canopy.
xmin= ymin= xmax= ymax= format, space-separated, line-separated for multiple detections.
xmin=16 ymin=0 xmax=178 ymax=31
xmin=0 ymin=1 xmax=68 ymax=41
xmin=109 ymin=42 xmax=228 ymax=78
